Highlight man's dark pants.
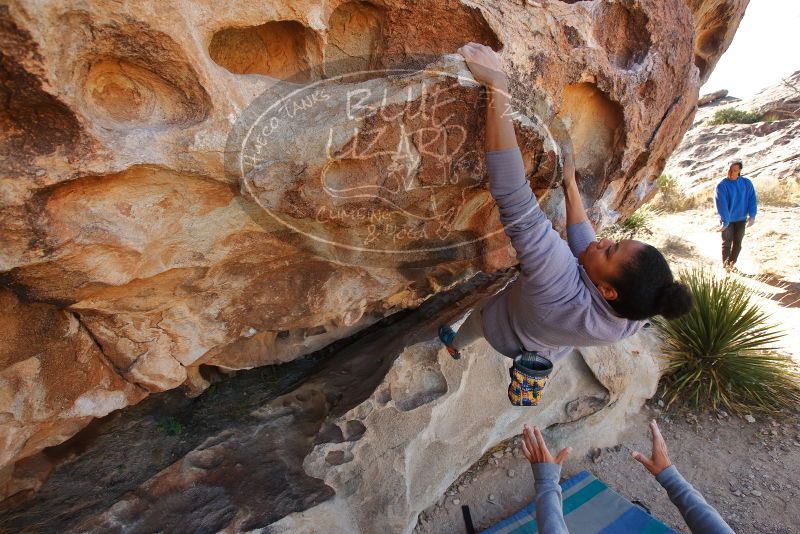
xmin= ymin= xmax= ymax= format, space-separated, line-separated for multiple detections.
xmin=721 ymin=220 xmax=747 ymax=266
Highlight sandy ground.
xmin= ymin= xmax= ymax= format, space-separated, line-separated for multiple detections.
xmin=416 ymin=407 xmax=800 ymax=534
xmin=649 ymin=206 xmax=800 ymax=361
xmin=416 ymin=205 xmax=800 ymax=534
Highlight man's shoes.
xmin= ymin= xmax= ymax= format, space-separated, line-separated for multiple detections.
xmin=438 ymin=324 xmax=461 ymax=360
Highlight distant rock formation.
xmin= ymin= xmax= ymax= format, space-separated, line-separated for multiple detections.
xmin=0 ymin=0 xmax=748 ymax=505
xmin=698 ymin=89 xmax=728 ymax=106
xmin=664 ymin=70 xmax=800 ymax=189
xmin=743 ymin=70 xmax=800 ymax=120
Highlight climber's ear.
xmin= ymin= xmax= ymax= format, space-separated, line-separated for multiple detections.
xmin=597 ymin=281 xmax=618 ymax=301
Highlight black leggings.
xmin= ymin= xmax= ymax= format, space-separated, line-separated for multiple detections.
xmin=721 ymin=220 xmax=747 ymax=266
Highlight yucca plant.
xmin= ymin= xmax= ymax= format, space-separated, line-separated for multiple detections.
xmin=653 ymin=268 xmax=800 ymax=414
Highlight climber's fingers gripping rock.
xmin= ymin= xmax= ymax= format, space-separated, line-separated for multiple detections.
xmin=455 ymin=42 xmax=505 ymax=89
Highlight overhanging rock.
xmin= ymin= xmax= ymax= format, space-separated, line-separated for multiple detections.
xmin=0 ymin=0 xmax=747 ymax=503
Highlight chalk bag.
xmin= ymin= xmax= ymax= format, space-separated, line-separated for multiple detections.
xmin=507 ymin=351 xmax=553 ymax=406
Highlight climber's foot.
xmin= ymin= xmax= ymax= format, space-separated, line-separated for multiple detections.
xmin=438 ymin=324 xmax=461 ymax=360
xmin=445 ymin=345 xmax=461 ymax=360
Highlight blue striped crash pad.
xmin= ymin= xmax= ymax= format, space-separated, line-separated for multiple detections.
xmin=481 ymin=470 xmax=676 ymax=534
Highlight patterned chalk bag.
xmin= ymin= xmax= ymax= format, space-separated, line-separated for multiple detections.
xmin=507 ymin=351 xmax=553 ymax=406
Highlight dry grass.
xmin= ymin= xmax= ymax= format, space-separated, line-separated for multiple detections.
xmin=601 ymin=205 xmax=659 ymax=240
xmin=651 ymin=174 xmax=800 ymax=212
xmin=650 ymin=174 xmax=699 ymax=212
xmin=757 ymin=178 xmax=800 ymax=208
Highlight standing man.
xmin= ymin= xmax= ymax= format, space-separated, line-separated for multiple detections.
xmin=715 ymin=160 xmax=757 ymax=271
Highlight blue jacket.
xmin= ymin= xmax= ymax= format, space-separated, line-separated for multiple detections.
xmin=715 ymin=176 xmax=757 ymax=227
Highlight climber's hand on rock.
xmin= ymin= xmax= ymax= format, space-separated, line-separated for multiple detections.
xmin=631 ymin=419 xmax=672 ymax=476
xmin=521 ymin=424 xmax=571 ymax=465
xmin=456 ymin=42 xmax=506 ymax=89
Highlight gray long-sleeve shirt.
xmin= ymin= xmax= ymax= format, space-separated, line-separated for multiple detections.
xmin=480 ymin=147 xmax=644 ymax=360
xmin=532 ymin=463 xmax=570 ymax=534
xmin=532 ymin=463 xmax=735 ymax=533
xmin=656 ymin=465 xmax=736 ymax=534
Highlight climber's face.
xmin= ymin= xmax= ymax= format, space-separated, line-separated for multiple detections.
xmin=727 ymin=163 xmax=742 ymax=179
xmin=579 ymin=238 xmax=645 ymax=301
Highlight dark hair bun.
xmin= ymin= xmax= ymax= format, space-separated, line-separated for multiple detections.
xmin=656 ymin=282 xmax=693 ymax=320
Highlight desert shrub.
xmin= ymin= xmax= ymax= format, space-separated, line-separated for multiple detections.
xmin=707 ymin=108 xmax=763 ymax=126
xmin=757 ymin=179 xmax=800 ymax=208
xmin=602 ymin=205 xmax=658 ymax=240
xmin=654 ymin=268 xmax=799 ymax=414
xmin=650 ymin=174 xmax=696 ymax=212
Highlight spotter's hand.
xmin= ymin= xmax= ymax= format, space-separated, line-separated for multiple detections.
xmin=631 ymin=419 xmax=673 ymax=476
xmin=521 ymin=424 xmax=571 ymax=466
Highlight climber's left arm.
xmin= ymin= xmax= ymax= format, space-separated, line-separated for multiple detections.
xmin=562 ymin=144 xmax=595 ymax=257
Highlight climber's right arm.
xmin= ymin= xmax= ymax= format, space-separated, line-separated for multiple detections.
xmin=455 ymin=42 xmax=517 ymax=151
xmin=633 ymin=420 xmax=735 ymax=534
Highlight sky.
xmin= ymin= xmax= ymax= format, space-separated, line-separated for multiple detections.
xmin=702 ymin=0 xmax=800 ymax=99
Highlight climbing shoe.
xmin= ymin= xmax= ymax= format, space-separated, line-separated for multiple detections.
xmin=438 ymin=324 xmax=461 ymax=360
xmin=507 ymin=351 xmax=552 ymax=406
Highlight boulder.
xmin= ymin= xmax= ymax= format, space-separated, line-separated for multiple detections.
xmin=698 ymin=89 xmax=729 ymax=106
xmin=0 ymin=0 xmax=747 ymax=500
xmin=686 ymin=0 xmax=748 ymax=82
xmin=1 ymin=278 xmax=662 ymax=533
xmin=277 ymin=333 xmax=663 ymax=534
xmin=0 ymin=288 xmax=146 ymax=500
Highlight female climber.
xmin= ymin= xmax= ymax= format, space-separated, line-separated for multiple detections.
xmin=439 ymin=43 xmax=693 ymax=405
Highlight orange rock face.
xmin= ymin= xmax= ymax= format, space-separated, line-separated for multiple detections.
xmin=0 ymin=0 xmax=747 ymax=500
xmin=0 ymin=288 xmax=146 ymax=499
